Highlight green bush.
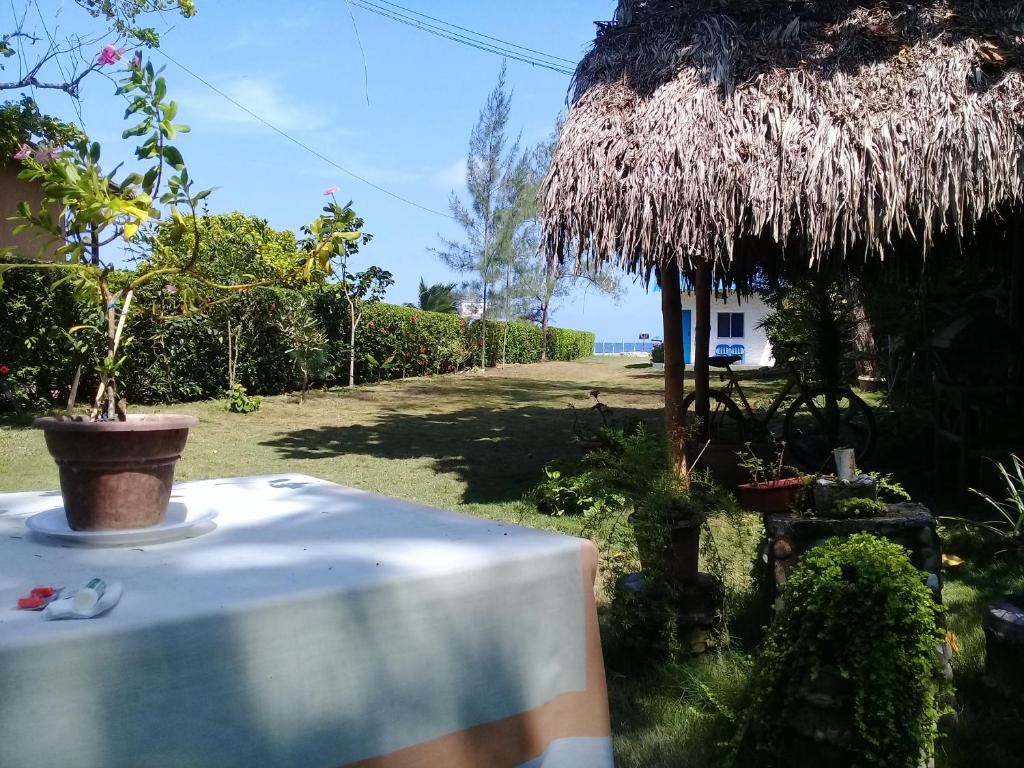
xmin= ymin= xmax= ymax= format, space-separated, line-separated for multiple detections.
xmin=733 ymin=533 xmax=947 ymax=768
xmin=0 ymin=266 xmax=594 ymax=408
xmin=547 ymin=326 xmax=596 ymax=361
xmin=0 ymin=263 xmax=85 ymax=409
xmin=224 ymin=384 xmax=261 ymax=414
xmin=830 ymin=497 xmax=889 ymax=519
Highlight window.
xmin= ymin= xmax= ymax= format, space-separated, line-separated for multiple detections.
xmin=717 ymin=312 xmax=744 ymax=339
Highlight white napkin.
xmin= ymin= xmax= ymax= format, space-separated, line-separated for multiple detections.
xmin=43 ymin=581 xmax=123 ymax=620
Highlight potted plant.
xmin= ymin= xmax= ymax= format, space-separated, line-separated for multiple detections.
xmin=650 ymin=342 xmax=665 ymax=369
xmin=735 ymin=440 xmax=805 ymax=514
xmin=631 ymin=471 xmax=703 ymax=586
xmin=0 ymin=54 xmax=327 ymax=530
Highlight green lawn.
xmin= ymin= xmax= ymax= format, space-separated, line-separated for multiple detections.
xmin=2 ymin=356 xmax=1021 ymax=767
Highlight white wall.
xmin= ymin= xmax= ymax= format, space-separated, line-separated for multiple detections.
xmin=680 ymin=293 xmax=775 ymax=367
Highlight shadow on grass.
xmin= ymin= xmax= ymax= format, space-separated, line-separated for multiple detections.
xmin=261 ymin=403 xmax=662 ymax=505
xmin=0 ymin=415 xmax=37 ymax=429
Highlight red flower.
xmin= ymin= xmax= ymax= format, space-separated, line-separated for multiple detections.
xmin=0 ymin=365 xmax=9 ymax=376
xmin=410 ymin=315 xmax=419 ymax=324
xmin=419 ymin=345 xmax=425 ymax=354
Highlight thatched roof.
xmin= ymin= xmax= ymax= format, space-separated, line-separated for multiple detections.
xmin=542 ymin=0 xmax=1024 ymax=281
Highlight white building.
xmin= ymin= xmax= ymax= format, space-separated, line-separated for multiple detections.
xmin=678 ymin=292 xmax=775 ymax=367
xmin=456 ymin=299 xmax=483 ymax=320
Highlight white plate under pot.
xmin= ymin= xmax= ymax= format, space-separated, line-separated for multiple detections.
xmin=26 ymin=502 xmax=218 ymax=546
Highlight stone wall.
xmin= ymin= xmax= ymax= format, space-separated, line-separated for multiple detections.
xmin=764 ymin=503 xmax=942 ymax=603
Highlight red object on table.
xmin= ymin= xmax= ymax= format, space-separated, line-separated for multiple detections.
xmin=17 ymin=596 xmax=44 ymax=610
xmin=30 ymin=586 xmax=55 ymax=598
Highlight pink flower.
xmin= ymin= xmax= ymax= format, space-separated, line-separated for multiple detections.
xmin=13 ymin=143 xmax=31 ymax=161
xmin=130 ymin=52 xmax=142 ymax=69
xmin=0 ymin=365 xmax=9 ymax=376
xmin=98 ymin=45 xmax=123 ymax=66
xmin=164 ymin=284 xmax=178 ymax=294
xmin=33 ymin=146 xmax=60 ymax=164
xmin=323 ymin=185 xmax=340 ymax=196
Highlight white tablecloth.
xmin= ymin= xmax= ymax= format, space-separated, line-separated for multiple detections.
xmin=0 ymin=474 xmax=612 ymax=768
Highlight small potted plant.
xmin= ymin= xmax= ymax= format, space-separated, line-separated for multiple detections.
xmin=736 ymin=440 xmax=805 ymax=514
xmin=1 ymin=54 xmax=333 ymax=530
xmin=650 ymin=342 xmax=665 ymax=369
xmin=631 ymin=471 xmax=703 ymax=586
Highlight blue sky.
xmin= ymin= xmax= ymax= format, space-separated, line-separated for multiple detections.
xmin=22 ymin=0 xmax=661 ymax=342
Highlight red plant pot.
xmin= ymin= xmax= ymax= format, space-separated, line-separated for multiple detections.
xmin=737 ymin=477 xmax=805 ymax=514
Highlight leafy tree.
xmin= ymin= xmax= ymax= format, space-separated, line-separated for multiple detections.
xmin=0 ymin=96 xmax=85 ymax=159
xmin=304 ymin=192 xmax=392 ymax=387
xmin=0 ymin=1 xmax=196 ymax=97
xmin=278 ymin=299 xmax=327 ymax=404
xmin=433 ymin=64 xmax=525 ymax=369
xmin=149 ymin=212 xmax=300 ymax=285
xmin=416 ymin=278 xmax=458 ymax=313
xmin=511 ymin=119 xmax=621 ymax=358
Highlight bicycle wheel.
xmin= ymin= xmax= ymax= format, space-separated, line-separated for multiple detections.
xmin=681 ymin=389 xmax=749 ymax=445
xmin=783 ymin=387 xmax=876 ymax=471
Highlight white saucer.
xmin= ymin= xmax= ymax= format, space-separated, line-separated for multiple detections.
xmin=26 ymin=502 xmax=218 ymax=546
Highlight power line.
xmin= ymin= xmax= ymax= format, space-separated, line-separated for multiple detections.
xmin=365 ymin=0 xmax=578 ymax=66
xmin=152 ymin=48 xmax=454 ymax=220
xmin=349 ymin=0 xmax=576 ymax=75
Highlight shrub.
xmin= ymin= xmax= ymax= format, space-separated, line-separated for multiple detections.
xmin=0 ymin=267 xmax=594 ymax=408
xmin=830 ymin=497 xmax=889 ymax=519
xmin=650 ymin=342 xmax=665 ymax=363
xmin=547 ymin=326 xmax=595 ymax=361
xmin=224 ymin=384 xmax=261 ymax=414
xmin=732 ymin=533 xmax=947 ymax=768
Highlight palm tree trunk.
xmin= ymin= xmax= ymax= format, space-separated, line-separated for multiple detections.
xmin=661 ymin=259 xmax=689 ymax=477
xmin=694 ymin=262 xmax=712 ymax=442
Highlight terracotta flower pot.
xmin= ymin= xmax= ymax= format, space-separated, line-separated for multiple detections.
xmin=34 ymin=414 xmax=198 ymax=530
xmin=630 ymin=510 xmax=704 ymax=587
xmin=737 ymin=477 xmax=805 ymax=514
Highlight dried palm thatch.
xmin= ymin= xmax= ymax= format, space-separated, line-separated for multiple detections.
xmin=542 ymin=0 xmax=1024 ymax=282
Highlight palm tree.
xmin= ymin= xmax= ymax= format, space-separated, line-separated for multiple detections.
xmin=418 ymin=278 xmax=459 ymax=314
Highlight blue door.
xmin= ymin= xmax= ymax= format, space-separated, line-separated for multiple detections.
xmin=682 ymin=309 xmax=692 ymax=365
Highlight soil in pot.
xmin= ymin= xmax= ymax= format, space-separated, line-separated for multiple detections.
xmin=35 ymin=414 xmax=198 ymax=531
xmin=738 ymin=477 xmax=804 ymax=514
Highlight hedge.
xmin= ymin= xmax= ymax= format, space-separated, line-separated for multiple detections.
xmin=0 ymin=267 xmax=595 ymax=408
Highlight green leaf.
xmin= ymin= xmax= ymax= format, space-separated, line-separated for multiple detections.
xmin=162 ymin=146 xmax=185 ymax=169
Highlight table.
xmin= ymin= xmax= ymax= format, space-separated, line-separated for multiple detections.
xmin=0 ymin=475 xmax=613 ymax=768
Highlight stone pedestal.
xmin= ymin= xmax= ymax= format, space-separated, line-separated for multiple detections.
xmin=763 ymin=503 xmax=942 ymax=601
xmin=674 ymin=572 xmax=724 ymax=655
xmin=811 ymin=474 xmax=877 ymax=515
xmin=984 ymin=595 xmax=1024 ymax=697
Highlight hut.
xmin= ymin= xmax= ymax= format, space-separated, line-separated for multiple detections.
xmin=542 ymin=0 xmax=1024 ymax=470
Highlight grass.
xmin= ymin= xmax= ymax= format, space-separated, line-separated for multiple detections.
xmin=2 ymin=356 xmax=1021 ymax=767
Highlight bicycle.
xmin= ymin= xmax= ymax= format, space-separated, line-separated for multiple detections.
xmin=681 ymin=353 xmax=876 ymax=471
